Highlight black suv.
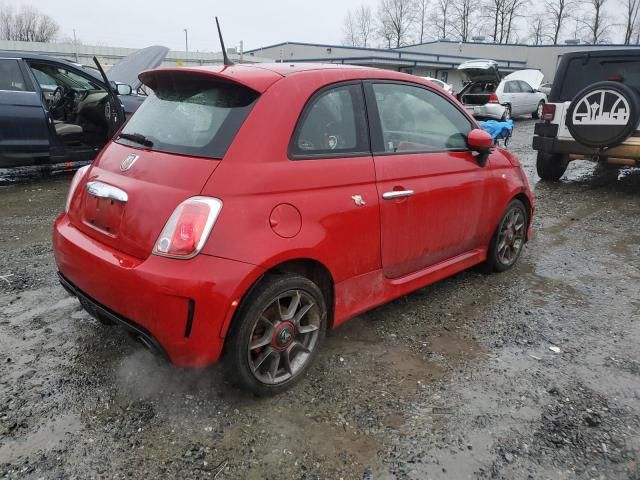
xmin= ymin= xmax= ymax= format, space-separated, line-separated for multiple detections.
xmin=532 ymin=49 xmax=640 ymax=181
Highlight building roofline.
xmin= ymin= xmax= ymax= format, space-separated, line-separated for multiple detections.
xmin=279 ymin=56 xmax=525 ymax=70
xmin=245 ymin=41 xmax=526 ymax=65
xmin=397 ymin=39 xmax=640 ymax=49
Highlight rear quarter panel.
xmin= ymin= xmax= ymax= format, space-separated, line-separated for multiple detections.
xmin=199 ymin=70 xmax=383 ymax=284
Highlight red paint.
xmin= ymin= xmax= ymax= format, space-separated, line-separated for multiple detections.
xmin=53 ymin=63 xmax=534 ymax=368
xmin=467 ymin=128 xmax=494 ymax=151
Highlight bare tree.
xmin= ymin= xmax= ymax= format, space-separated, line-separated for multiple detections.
xmin=342 ymin=5 xmax=375 ymax=47
xmin=356 ymin=5 xmax=375 ymax=47
xmin=429 ymin=0 xmax=452 ymax=39
xmin=545 ymin=0 xmax=572 ymax=44
xmin=528 ymin=12 xmax=549 ymax=44
xmin=0 ymin=4 xmax=58 ymax=42
xmin=377 ymin=0 xmax=417 ymax=48
xmin=485 ymin=0 xmax=506 ymax=42
xmin=620 ymin=0 xmax=640 ymax=43
xmin=503 ymin=0 xmax=528 ymax=42
xmin=451 ymin=0 xmax=476 ymax=41
xmin=580 ymin=0 xmax=612 ymax=43
xmin=342 ymin=10 xmax=359 ymax=46
xmin=415 ymin=0 xmax=430 ymax=43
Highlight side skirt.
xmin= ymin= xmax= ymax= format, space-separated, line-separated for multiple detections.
xmin=333 ymin=248 xmax=486 ymax=328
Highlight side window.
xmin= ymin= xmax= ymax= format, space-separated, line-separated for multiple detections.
xmin=504 ymin=81 xmax=521 ymax=93
xmin=0 ymin=59 xmax=27 ymax=92
xmin=518 ymin=81 xmax=534 ymax=93
xmin=291 ymin=84 xmax=368 ymax=157
xmin=372 ymin=83 xmax=472 ymax=153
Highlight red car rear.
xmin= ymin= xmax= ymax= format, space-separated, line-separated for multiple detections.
xmin=53 ymin=63 xmax=533 ymax=395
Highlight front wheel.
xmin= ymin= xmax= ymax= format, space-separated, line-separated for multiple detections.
xmin=486 ymin=200 xmax=528 ymax=273
xmin=532 ymin=101 xmax=544 ymax=119
xmin=224 ymin=274 xmax=327 ymax=396
xmin=536 ymin=152 xmax=569 ymax=181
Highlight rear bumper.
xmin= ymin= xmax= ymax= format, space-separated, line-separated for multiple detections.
xmin=53 ymin=214 xmax=263 ymax=368
xmin=533 ymin=130 xmax=640 ymax=160
xmin=463 ymin=103 xmax=506 ymax=120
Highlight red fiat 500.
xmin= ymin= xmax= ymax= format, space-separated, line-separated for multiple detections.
xmin=53 ymin=63 xmax=533 ymax=395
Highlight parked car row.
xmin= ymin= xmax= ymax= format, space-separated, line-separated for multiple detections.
xmin=6 ymin=43 xmax=634 ymax=396
xmin=456 ymin=59 xmax=548 ymax=121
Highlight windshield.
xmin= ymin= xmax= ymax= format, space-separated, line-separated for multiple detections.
xmin=117 ymin=74 xmax=259 ymax=159
xmin=30 ymin=63 xmax=102 ymax=91
xmin=558 ymin=56 xmax=640 ymax=101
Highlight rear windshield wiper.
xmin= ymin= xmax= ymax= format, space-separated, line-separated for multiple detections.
xmin=117 ymin=132 xmax=153 ymax=148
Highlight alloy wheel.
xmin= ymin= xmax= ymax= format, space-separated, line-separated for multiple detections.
xmin=247 ymin=290 xmax=321 ymax=385
xmin=496 ymin=207 xmax=525 ymax=266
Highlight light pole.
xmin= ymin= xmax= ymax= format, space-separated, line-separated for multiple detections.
xmin=184 ymin=29 xmax=188 ymax=53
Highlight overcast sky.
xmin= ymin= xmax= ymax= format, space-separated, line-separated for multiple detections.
xmin=4 ymin=0 xmax=632 ymax=51
xmin=5 ymin=0 xmax=368 ymax=52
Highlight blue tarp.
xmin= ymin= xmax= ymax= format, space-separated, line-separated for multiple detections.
xmin=479 ymin=120 xmax=514 ymax=141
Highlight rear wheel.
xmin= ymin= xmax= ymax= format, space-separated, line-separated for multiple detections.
xmin=536 ymin=152 xmax=569 ymax=181
xmin=486 ymin=200 xmax=528 ymax=273
xmin=224 ymin=274 xmax=326 ymax=396
xmin=532 ymin=101 xmax=544 ymax=119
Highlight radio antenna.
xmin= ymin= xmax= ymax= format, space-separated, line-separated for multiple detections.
xmin=215 ymin=17 xmax=234 ymax=66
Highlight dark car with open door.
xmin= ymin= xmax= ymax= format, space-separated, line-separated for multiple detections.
xmin=0 ymin=46 xmax=169 ymax=182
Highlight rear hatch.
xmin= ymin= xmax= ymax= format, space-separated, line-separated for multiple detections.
xmin=457 ymin=60 xmax=501 ymax=105
xmin=457 ymin=59 xmax=501 ymax=82
xmin=67 ymin=68 xmax=276 ymax=259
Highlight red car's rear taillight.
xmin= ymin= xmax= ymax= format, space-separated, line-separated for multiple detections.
xmin=488 ymin=93 xmax=499 ymax=103
xmin=542 ymin=103 xmax=556 ymax=121
xmin=65 ymin=165 xmax=90 ymax=213
xmin=153 ymin=197 xmax=223 ymax=259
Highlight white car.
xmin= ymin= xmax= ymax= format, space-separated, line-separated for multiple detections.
xmin=422 ymin=76 xmax=454 ymax=94
xmin=457 ymin=59 xmax=547 ymax=120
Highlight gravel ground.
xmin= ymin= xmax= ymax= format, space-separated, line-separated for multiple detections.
xmin=1 ymin=119 xmax=639 ymax=479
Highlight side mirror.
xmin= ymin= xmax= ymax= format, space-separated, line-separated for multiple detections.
xmin=116 ymin=83 xmax=133 ymax=95
xmin=467 ymin=128 xmax=493 ymax=166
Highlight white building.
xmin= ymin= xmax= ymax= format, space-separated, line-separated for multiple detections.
xmin=247 ymin=40 xmax=640 ymax=90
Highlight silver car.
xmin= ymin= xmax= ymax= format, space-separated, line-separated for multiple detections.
xmin=457 ymin=59 xmax=548 ymax=120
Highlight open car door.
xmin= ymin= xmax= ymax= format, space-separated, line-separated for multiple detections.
xmin=93 ymin=56 xmax=126 ymax=138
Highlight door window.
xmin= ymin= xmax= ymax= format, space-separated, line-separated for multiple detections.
xmin=504 ymin=81 xmax=521 ymax=93
xmin=0 ymin=59 xmax=27 ymax=91
xmin=517 ymin=80 xmax=534 ymax=93
xmin=290 ymin=83 xmax=368 ymax=158
xmin=371 ymin=83 xmax=472 ymax=153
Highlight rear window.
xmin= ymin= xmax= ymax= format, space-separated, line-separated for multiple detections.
xmin=558 ymin=56 xmax=640 ymax=101
xmin=117 ymin=74 xmax=259 ymax=159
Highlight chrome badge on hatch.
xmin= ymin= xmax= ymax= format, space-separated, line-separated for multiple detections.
xmin=120 ymin=153 xmax=139 ymax=172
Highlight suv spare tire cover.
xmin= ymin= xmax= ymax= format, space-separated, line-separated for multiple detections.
xmin=566 ymin=81 xmax=640 ymax=149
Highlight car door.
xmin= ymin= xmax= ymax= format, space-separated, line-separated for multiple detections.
xmin=92 ymin=57 xmax=127 ymax=138
xmin=365 ymin=81 xmax=490 ymax=279
xmin=502 ymin=80 xmax=524 ymax=115
xmin=517 ymin=80 xmax=537 ymax=113
xmin=0 ymin=58 xmax=51 ymax=168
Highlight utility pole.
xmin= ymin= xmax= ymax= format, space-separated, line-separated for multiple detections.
xmin=184 ymin=28 xmax=188 ymax=53
xmin=73 ymin=29 xmax=79 ymax=62
xmin=239 ymin=40 xmax=243 ymax=63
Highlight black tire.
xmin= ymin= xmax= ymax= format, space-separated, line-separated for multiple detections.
xmin=501 ymin=104 xmax=512 ymax=121
xmin=224 ymin=274 xmax=327 ymax=396
xmin=566 ymin=81 xmax=640 ymax=148
xmin=532 ymin=100 xmax=544 ymax=119
xmin=536 ymin=151 xmax=569 ymax=181
xmin=486 ymin=199 xmax=528 ymax=273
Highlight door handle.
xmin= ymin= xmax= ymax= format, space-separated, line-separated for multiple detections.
xmin=382 ymin=190 xmax=414 ymax=200
xmin=86 ymin=181 xmax=128 ymax=202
